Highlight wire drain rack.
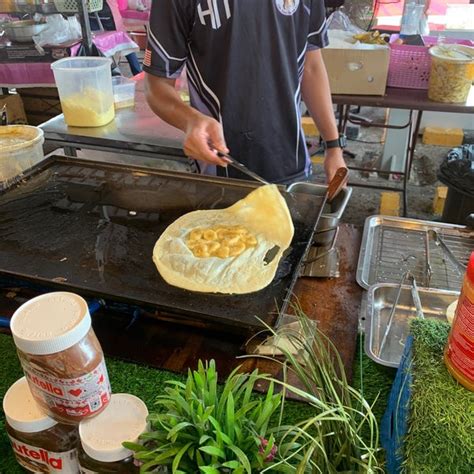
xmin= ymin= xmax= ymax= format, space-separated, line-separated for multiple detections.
xmin=357 ymin=216 xmax=474 ymax=292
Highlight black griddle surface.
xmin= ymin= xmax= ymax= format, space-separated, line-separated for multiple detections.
xmin=0 ymin=157 xmax=324 ymax=332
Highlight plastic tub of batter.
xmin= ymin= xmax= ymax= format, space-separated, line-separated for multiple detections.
xmin=51 ymin=57 xmax=115 ymax=127
xmin=0 ymin=125 xmax=44 ymax=191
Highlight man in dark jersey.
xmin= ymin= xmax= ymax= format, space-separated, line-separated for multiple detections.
xmin=143 ymin=0 xmax=346 ymax=184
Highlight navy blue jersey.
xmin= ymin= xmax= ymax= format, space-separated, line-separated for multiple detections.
xmin=144 ymin=0 xmax=328 ymax=183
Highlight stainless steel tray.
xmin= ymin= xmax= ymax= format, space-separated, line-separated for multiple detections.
xmin=357 ymin=216 xmax=474 ymax=292
xmin=365 ymin=283 xmax=459 ymax=367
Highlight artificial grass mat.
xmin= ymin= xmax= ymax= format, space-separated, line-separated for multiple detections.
xmin=0 ymin=333 xmax=394 ymax=473
xmin=403 ymin=320 xmax=474 ymax=473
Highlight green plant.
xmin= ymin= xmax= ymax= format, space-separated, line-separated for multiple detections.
xmin=124 ymin=360 xmax=282 ymax=473
xmin=251 ymin=306 xmax=382 ymax=473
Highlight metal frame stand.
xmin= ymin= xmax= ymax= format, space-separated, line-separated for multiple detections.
xmin=337 ymin=104 xmax=423 ymax=217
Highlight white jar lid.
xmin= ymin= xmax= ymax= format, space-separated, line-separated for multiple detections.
xmin=3 ymin=377 xmax=57 ymax=433
xmin=429 ymin=45 xmax=474 ymax=63
xmin=10 ymin=292 xmax=91 ymax=355
xmin=79 ymin=394 xmax=148 ymax=463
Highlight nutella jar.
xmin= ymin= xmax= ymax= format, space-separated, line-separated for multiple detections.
xmin=10 ymin=292 xmax=111 ymax=424
xmin=78 ymin=394 xmax=149 ymax=473
xmin=3 ymin=377 xmax=80 ymax=473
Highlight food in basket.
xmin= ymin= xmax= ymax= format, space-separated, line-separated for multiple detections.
xmin=153 ymin=185 xmax=294 ymax=294
xmin=353 ymin=31 xmax=388 ymax=46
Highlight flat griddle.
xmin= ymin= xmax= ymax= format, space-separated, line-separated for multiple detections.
xmin=0 ymin=157 xmax=325 ymax=333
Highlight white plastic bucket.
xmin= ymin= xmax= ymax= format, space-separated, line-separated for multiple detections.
xmin=0 ymin=125 xmax=44 ymax=189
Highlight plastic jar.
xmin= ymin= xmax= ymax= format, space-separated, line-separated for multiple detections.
xmin=10 ymin=292 xmax=112 ymax=424
xmin=78 ymin=394 xmax=149 ymax=473
xmin=428 ymin=45 xmax=474 ymax=103
xmin=3 ymin=377 xmax=80 ymax=473
xmin=445 ymin=252 xmax=474 ymax=391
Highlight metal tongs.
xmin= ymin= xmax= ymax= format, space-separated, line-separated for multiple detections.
xmin=214 ymin=149 xmax=269 ymax=185
xmin=427 ymin=229 xmax=467 ymax=275
xmin=379 ymin=270 xmax=424 ymax=357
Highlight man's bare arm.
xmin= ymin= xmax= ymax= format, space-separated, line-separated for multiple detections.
xmin=301 ymin=49 xmax=347 ymax=183
xmin=145 ymin=73 xmax=228 ymax=166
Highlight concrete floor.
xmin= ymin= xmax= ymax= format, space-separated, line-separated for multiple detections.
xmin=309 ymin=107 xmax=450 ymax=226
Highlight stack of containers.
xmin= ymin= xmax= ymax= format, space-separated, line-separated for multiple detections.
xmin=3 ymin=292 xmax=149 ymax=473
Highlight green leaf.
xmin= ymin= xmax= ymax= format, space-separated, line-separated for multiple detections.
xmin=122 ymin=441 xmax=146 ymax=452
xmin=199 ymin=434 xmax=212 ymax=445
xmin=226 ymin=391 xmax=235 ymax=442
xmin=221 ymin=460 xmax=241 ymax=469
xmin=199 ymin=467 xmax=220 ymax=474
xmin=172 ymin=442 xmax=193 ymax=473
xmin=199 ymin=446 xmax=226 ymax=459
xmin=227 ymin=445 xmax=252 ymax=474
xmin=166 ymin=421 xmax=194 ymax=441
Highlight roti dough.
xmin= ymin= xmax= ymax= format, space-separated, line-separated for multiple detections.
xmin=152 ymin=184 xmax=294 ymax=294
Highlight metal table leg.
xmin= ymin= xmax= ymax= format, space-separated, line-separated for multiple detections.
xmin=402 ymin=110 xmax=423 ymax=216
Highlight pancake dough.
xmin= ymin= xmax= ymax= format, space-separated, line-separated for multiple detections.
xmin=152 ymin=184 xmax=294 ymax=294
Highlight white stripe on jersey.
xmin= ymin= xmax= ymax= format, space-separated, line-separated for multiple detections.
xmin=188 ymin=49 xmax=223 ymax=124
xmin=307 ymin=18 xmax=327 ymax=38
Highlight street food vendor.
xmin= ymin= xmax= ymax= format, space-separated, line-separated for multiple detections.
xmin=143 ymin=0 xmax=347 ymax=184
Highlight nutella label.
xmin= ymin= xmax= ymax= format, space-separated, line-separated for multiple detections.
xmin=8 ymin=435 xmax=79 ymax=473
xmin=23 ymin=358 xmax=111 ymax=418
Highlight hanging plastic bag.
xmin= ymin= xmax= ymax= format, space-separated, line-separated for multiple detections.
xmin=32 ymin=14 xmax=81 ymax=49
xmin=326 ymin=9 xmax=365 ymax=35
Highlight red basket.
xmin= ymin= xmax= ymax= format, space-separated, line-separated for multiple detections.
xmin=388 ymin=35 xmax=473 ymax=90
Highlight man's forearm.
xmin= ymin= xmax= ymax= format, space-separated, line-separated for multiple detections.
xmin=144 ymin=72 xmax=200 ymax=133
xmin=301 ymin=49 xmax=339 ymax=142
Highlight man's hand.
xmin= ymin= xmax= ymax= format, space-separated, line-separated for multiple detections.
xmin=324 ymin=148 xmax=348 ymax=185
xmin=145 ymin=74 xmax=229 ymax=167
xmin=183 ymin=114 xmax=229 ymax=166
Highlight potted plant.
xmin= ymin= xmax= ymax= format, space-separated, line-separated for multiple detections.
xmin=125 ymin=360 xmax=282 ymax=473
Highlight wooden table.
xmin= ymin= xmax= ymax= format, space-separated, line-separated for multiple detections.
xmin=0 ymin=225 xmax=363 ymax=385
xmin=332 ymin=86 xmax=474 ymax=216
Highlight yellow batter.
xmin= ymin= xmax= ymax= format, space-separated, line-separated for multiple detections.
xmin=61 ymin=88 xmax=115 ymax=127
xmin=153 ymin=185 xmax=294 ymax=294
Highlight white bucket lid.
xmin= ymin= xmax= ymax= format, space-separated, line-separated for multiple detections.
xmin=429 ymin=45 xmax=474 ymax=63
xmin=79 ymin=394 xmax=148 ymax=463
xmin=10 ymin=292 xmax=91 ymax=355
xmin=3 ymin=377 xmax=57 ymax=433
xmin=0 ymin=125 xmax=44 ymax=153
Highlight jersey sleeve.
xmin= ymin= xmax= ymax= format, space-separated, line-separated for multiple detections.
xmin=307 ymin=0 xmax=328 ymax=50
xmin=143 ymin=0 xmax=195 ymax=79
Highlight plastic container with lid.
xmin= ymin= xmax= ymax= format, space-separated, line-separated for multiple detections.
xmin=428 ymin=45 xmax=474 ymax=103
xmin=10 ymin=292 xmax=112 ymax=424
xmin=78 ymin=393 xmax=149 ymax=473
xmin=51 ymin=57 xmax=115 ymax=127
xmin=445 ymin=252 xmax=474 ymax=391
xmin=3 ymin=377 xmax=80 ymax=473
xmin=112 ymin=76 xmax=136 ymax=109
